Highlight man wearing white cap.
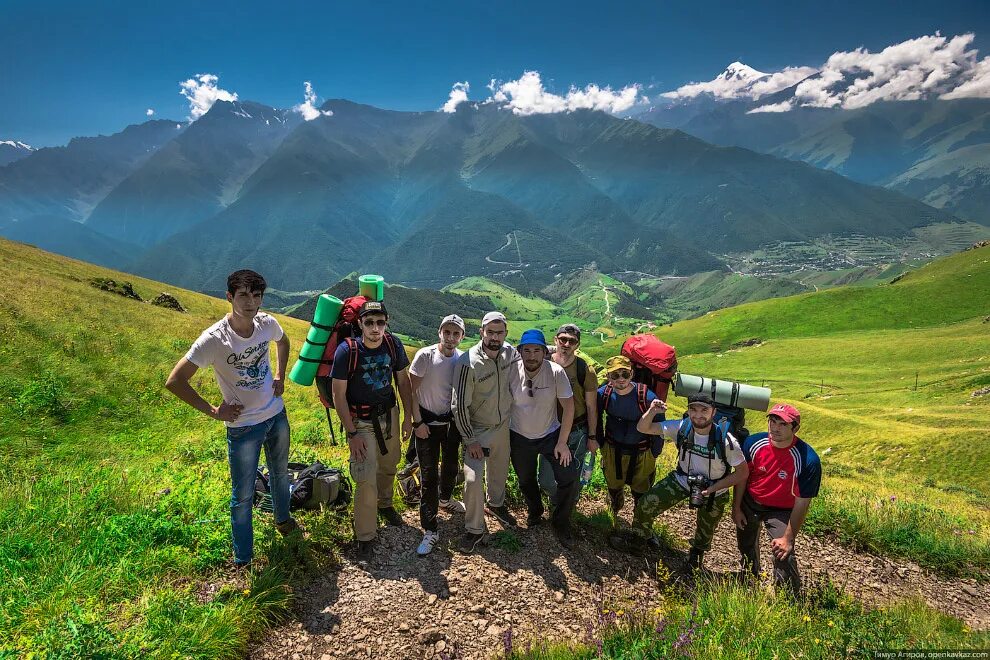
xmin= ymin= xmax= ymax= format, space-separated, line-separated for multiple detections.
xmin=409 ymin=314 xmax=467 ymax=556
xmin=451 ymin=311 xmax=519 ymax=553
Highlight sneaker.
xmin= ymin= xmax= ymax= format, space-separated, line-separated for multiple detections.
xmin=553 ymin=525 xmax=576 ymax=550
xmin=439 ymin=498 xmax=466 ymax=514
xmin=687 ymin=548 xmax=705 ymax=570
xmin=526 ymin=510 xmax=544 ymax=528
xmin=378 ymin=507 xmax=404 ymax=527
xmin=275 ymin=517 xmax=301 ymax=537
xmin=607 ymin=530 xmax=646 ymax=556
xmin=355 ymin=540 xmax=375 ymax=564
xmin=485 ymin=504 xmax=517 ymax=528
xmin=458 ymin=532 xmax=485 ymax=554
xmin=417 ymin=531 xmax=441 ymax=556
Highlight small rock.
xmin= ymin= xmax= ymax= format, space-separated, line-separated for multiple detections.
xmin=553 ymin=591 xmax=565 ymax=603
xmin=962 ymin=585 xmax=978 ymax=596
xmin=428 ymin=594 xmax=438 ymax=605
xmin=321 ymin=655 xmax=332 ymax=660
xmin=436 ymin=640 xmax=447 ymax=652
xmin=399 ymin=623 xmax=410 ymax=633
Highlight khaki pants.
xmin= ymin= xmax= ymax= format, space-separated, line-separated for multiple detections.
xmin=462 ymin=423 xmax=511 ymax=535
xmin=349 ymin=406 xmax=401 ymax=542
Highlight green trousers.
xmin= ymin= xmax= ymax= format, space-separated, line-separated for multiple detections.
xmin=631 ymin=471 xmax=730 ymax=552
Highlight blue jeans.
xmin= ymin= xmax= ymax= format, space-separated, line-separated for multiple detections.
xmin=226 ymin=409 xmax=291 ymax=564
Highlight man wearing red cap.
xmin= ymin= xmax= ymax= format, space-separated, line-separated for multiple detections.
xmin=735 ymin=403 xmax=821 ymax=593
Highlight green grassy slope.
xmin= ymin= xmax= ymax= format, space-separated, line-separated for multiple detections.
xmin=0 ymin=238 xmax=344 ymax=657
xmin=590 ymin=244 xmax=990 ymax=574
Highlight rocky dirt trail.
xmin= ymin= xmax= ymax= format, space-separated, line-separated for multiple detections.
xmin=252 ymin=499 xmax=988 ymax=660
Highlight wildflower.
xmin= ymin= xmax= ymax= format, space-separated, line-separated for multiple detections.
xmin=827 ymin=620 xmax=834 ymax=628
xmin=815 ymin=638 xmax=821 ymax=644
xmin=242 ymin=589 xmax=250 ymax=595
xmin=890 ymin=495 xmax=897 ymax=503
xmin=616 ymin=610 xmax=624 ymax=617
xmin=803 ymin=615 xmax=811 ymax=623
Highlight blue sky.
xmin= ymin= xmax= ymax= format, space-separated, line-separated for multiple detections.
xmin=2 ymin=0 xmax=988 ymax=146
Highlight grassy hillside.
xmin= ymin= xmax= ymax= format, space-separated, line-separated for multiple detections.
xmin=0 ymin=238 xmax=345 ymax=657
xmin=590 ymin=244 xmax=990 ymax=575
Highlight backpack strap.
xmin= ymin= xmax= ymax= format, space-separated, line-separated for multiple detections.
xmin=575 ymin=357 xmax=588 ymax=394
xmin=636 ymin=383 xmax=649 ymax=415
xmin=675 ymin=417 xmax=693 ymax=475
xmin=345 ymin=337 xmax=360 ymax=380
xmin=714 ymin=418 xmax=732 ymax=473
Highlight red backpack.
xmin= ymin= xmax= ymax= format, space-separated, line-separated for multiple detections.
xmin=621 ymin=334 xmax=677 ymax=402
xmin=312 ymin=295 xmax=398 ymax=441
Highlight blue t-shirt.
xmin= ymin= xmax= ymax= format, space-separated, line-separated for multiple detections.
xmin=597 ymin=382 xmax=661 ymax=451
xmin=331 ymin=335 xmax=410 ymax=408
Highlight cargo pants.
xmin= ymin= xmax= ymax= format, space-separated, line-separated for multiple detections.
xmin=632 ymin=471 xmax=730 ymax=552
xmin=349 ymin=406 xmax=401 ymax=542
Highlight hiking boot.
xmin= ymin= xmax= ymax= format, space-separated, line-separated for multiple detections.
xmin=485 ymin=504 xmax=517 ymax=528
xmin=687 ymin=548 xmax=705 ymax=570
xmin=378 ymin=507 xmax=404 ymax=527
xmin=553 ymin=525 xmax=576 ymax=550
xmin=275 ymin=517 xmax=301 ymax=537
xmin=417 ymin=531 xmax=441 ymax=556
xmin=439 ymin=498 xmax=466 ymax=514
xmin=355 ymin=540 xmax=375 ymax=564
xmin=607 ymin=530 xmax=646 ymax=556
xmin=526 ymin=510 xmax=544 ymax=528
xmin=458 ymin=532 xmax=486 ymax=554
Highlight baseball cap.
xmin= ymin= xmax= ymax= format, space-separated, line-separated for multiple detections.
xmin=439 ymin=314 xmax=465 ymax=333
xmin=517 ymin=329 xmax=548 ymax=348
xmin=605 ymin=355 xmax=632 ymax=374
xmin=767 ymin=403 xmax=800 ymax=426
xmin=481 ymin=311 xmax=507 ymax=327
xmin=555 ymin=323 xmax=581 ymax=340
xmin=358 ymin=300 xmax=388 ymax=318
xmin=686 ymin=393 xmax=716 ymax=408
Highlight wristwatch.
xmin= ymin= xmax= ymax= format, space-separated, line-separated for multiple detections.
xmin=347 ymin=430 xmax=359 ymax=438
xmin=412 ymin=421 xmax=424 ymax=428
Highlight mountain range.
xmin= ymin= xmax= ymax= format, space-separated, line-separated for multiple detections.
xmin=632 ymin=64 xmax=990 ymax=226
xmin=0 ymin=88 xmax=981 ymax=294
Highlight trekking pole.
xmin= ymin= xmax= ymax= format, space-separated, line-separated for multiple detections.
xmin=914 ymin=371 xmax=919 ymax=391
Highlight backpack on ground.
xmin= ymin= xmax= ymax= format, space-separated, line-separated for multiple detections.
xmin=396 ymin=459 xmax=421 ymax=505
xmin=253 ymin=461 xmax=351 ymax=511
xmin=621 ymin=334 xmax=677 ymax=402
xmin=312 ymin=294 xmax=399 ymax=443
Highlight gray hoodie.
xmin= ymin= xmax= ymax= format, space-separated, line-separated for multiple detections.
xmin=451 ymin=341 xmax=518 ymax=444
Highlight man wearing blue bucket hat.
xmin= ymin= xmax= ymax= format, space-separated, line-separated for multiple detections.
xmin=508 ymin=329 xmax=579 ymax=549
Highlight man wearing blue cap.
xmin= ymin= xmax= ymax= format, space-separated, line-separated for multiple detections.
xmin=508 ymin=329 xmax=579 ymax=548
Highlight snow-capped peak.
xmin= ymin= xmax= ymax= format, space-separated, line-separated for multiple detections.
xmin=661 ymin=61 xmax=817 ymax=102
xmin=0 ymin=140 xmax=34 ymax=151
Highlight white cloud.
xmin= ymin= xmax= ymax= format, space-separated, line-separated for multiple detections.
xmin=662 ymin=62 xmax=818 ymax=101
xmin=747 ymin=101 xmax=793 ymax=114
xmin=294 ymin=81 xmax=333 ymax=121
xmin=179 ymin=73 xmax=238 ymax=120
xmin=792 ymin=33 xmax=979 ymax=110
xmin=441 ymin=82 xmax=470 ymax=113
xmin=488 ymin=71 xmax=643 ymax=115
xmin=146 ymin=108 xmax=155 ymax=116
xmin=748 ymin=66 xmax=818 ymax=98
xmin=942 ymin=54 xmax=990 ymax=99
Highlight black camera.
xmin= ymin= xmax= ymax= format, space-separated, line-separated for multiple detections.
xmin=686 ymin=475 xmax=711 ymax=509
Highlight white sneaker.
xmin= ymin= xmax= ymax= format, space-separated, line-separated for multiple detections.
xmin=417 ymin=530 xmax=440 ymax=556
xmin=440 ymin=498 xmax=466 ymax=514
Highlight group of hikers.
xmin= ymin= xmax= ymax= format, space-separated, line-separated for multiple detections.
xmin=166 ymin=269 xmax=822 ymax=594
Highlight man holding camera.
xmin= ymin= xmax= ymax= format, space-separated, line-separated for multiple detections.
xmin=735 ymin=403 xmax=820 ymax=593
xmin=610 ymin=393 xmax=748 ymax=569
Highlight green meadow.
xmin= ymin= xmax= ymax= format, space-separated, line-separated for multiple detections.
xmin=0 ymin=236 xmax=987 ymax=658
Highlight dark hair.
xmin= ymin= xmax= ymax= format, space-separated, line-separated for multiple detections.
xmin=227 ymin=270 xmax=267 ymax=295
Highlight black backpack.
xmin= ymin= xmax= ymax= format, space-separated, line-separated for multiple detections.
xmin=254 ymin=461 xmax=351 ymax=511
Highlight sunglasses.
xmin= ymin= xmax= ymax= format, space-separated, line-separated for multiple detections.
xmin=362 ymin=319 xmax=387 ymax=328
xmin=608 ymin=370 xmax=631 ymax=380
xmin=555 ymin=336 xmax=578 ymax=346
xmin=525 ymin=378 xmax=534 ymax=397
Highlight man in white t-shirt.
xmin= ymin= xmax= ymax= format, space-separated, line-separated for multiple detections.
xmin=612 ymin=393 xmax=749 ymax=569
xmin=165 ymin=269 xmax=297 ymax=568
xmin=409 ymin=314 xmax=467 ymax=556
xmin=508 ymin=329 xmax=578 ymax=549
